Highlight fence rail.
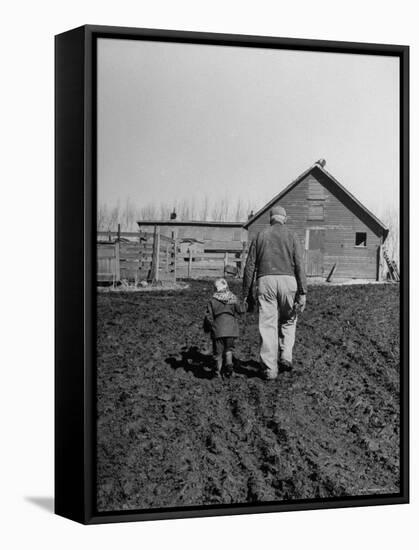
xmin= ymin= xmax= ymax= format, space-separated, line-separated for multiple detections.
xmin=97 ymin=228 xmax=247 ymax=284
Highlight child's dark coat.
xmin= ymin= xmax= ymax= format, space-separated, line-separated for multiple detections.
xmin=204 ymin=295 xmax=246 ymax=339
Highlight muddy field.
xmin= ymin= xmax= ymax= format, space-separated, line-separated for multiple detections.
xmin=96 ymin=281 xmax=400 ymax=512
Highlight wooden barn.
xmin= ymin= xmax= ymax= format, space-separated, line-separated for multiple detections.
xmin=244 ymin=160 xmax=389 ymax=281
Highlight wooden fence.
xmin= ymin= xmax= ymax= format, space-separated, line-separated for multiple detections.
xmin=138 ymin=228 xmax=177 ymax=283
xmin=97 ymin=228 xmax=247 ymax=284
xmin=97 ymin=242 xmax=120 ymax=284
xmin=175 ymin=249 xmax=246 ymax=279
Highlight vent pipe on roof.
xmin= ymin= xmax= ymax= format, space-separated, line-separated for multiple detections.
xmin=315 ymin=158 xmax=326 ymax=168
xmin=170 ymin=209 xmax=177 ymax=220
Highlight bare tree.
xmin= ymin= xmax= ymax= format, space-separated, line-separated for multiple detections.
xmin=220 ymin=196 xmax=230 ymax=221
xmin=98 ymin=195 xmax=260 ymax=231
xmin=108 ymin=202 xmax=120 ymax=231
xmin=233 ymin=198 xmax=243 ymax=222
xmin=210 ymin=199 xmax=221 ymax=221
xmin=138 ymin=203 xmax=159 ymax=220
xmin=121 ymin=197 xmax=136 ymax=231
xmin=199 ymin=195 xmax=210 ymax=221
xmin=97 ymin=203 xmax=109 ymax=231
xmin=177 ymin=198 xmax=188 ymax=220
xmin=381 ymin=205 xmax=400 ymax=267
xmin=189 ymin=197 xmax=197 ymax=220
xmin=158 ymin=202 xmax=171 ymax=220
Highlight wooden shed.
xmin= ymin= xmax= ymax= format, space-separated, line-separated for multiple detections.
xmin=244 ymin=161 xmax=389 ymax=280
xmin=137 ymin=220 xmax=247 ymax=279
xmin=137 ymin=220 xmax=246 ymax=252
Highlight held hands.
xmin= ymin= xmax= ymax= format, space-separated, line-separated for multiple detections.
xmin=295 ymin=293 xmax=306 ymax=313
xmin=244 ymin=294 xmax=256 ymax=313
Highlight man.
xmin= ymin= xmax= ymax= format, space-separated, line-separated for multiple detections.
xmin=243 ymin=206 xmax=307 ymax=380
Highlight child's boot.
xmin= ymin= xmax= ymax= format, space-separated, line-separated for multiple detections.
xmin=214 ymin=355 xmax=223 ymax=377
xmin=224 ymin=351 xmax=234 ymax=378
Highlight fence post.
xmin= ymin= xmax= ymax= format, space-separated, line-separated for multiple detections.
xmin=240 ymin=241 xmax=247 ymax=278
xmin=151 ymin=225 xmax=160 ymax=283
xmin=138 ymin=231 xmax=143 ymax=280
xmin=377 ymin=244 xmax=383 ymax=281
xmin=172 ymin=231 xmax=177 ymax=283
xmin=188 ymin=247 xmax=193 ymax=278
xmin=114 ymin=240 xmax=120 ymax=283
xmin=223 ymin=252 xmax=229 ymax=276
xmin=304 ymin=229 xmax=310 ymax=271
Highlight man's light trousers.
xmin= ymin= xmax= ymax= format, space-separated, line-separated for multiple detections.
xmin=257 ymin=275 xmax=298 ymax=377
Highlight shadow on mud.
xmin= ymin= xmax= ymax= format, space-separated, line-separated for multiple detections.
xmin=165 ymin=346 xmax=215 ymax=379
xmin=165 ymin=346 xmax=265 ymax=380
xmin=233 ymin=359 xmax=261 ymax=378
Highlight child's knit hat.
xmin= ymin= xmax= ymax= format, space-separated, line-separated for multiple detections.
xmin=214 ymin=278 xmax=228 ymax=292
xmin=213 ymin=278 xmax=237 ymax=305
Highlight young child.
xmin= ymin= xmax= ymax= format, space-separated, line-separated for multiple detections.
xmin=203 ymin=278 xmax=246 ymax=378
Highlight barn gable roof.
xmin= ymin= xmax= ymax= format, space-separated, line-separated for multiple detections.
xmin=243 ymin=162 xmax=389 ymax=239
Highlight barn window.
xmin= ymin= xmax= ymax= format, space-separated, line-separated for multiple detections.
xmin=355 ymin=232 xmax=367 ymax=247
xmin=307 ymin=204 xmax=324 ymax=221
xmin=308 ymin=179 xmax=326 ymax=200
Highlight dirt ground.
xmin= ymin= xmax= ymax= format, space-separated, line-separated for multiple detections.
xmin=96 ymin=281 xmax=400 ymax=512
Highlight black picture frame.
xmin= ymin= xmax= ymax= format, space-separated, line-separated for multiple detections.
xmin=55 ymin=24 xmax=409 ymax=525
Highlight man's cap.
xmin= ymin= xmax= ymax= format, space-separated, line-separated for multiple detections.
xmin=270 ymin=206 xmax=287 ymax=217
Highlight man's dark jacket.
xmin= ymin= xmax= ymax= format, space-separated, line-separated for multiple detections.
xmin=243 ymin=223 xmax=307 ymax=298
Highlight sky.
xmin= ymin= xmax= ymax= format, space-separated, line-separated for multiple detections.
xmin=97 ymin=38 xmax=399 ymax=219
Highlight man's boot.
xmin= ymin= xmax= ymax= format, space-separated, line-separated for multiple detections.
xmin=278 ymin=358 xmax=293 ymax=372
